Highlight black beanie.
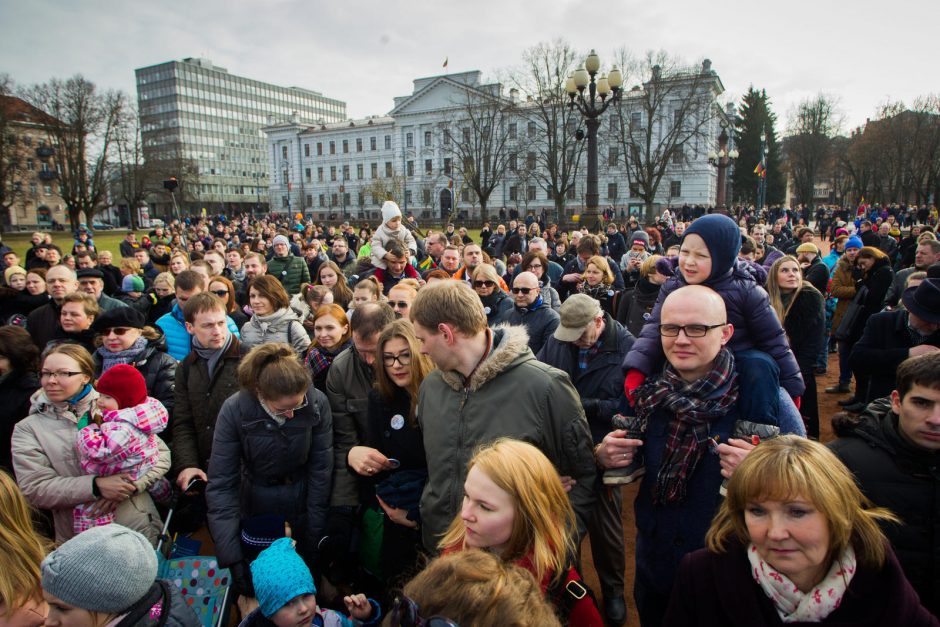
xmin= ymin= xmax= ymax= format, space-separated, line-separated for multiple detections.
xmin=682 ymin=214 xmax=741 ymax=281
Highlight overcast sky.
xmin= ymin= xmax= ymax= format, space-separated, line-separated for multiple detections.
xmin=2 ymin=0 xmax=935 ymax=133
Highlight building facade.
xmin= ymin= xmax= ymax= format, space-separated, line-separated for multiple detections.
xmin=1 ymin=95 xmax=68 ymax=229
xmin=135 ymin=58 xmax=346 ymax=217
xmin=264 ymin=66 xmax=731 ymax=223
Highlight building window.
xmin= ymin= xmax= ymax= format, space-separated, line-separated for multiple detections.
xmin=527 ymin=122 xmax=536 ymax=138
xmin=670 ymin=180 xmax=681 ymax=197
xmin=281 ymin=146 xmax=288 ymax=160
xmin=508 ymin=153 xmax=517 ymax=170
xmin=610 ymin=116 xmax=621 ymax=132
xmin=43 ymin=184 xmax=52 ymax=195
xmin=443 ymin=158 xmax=451 ymax=175
xmin=29 ymin=183 xmax=38 ymax=196
xmin=424 ymin=131 xmax=432 ymax=146
xmin=385 ymin=162 xmax=393 ymax=177
xmin=674 ymin=109 xmax=682 ymax=125
xmin=405 ymin=189 xmax=413 ymax=205
xmin=342 ymin=140 xmax=349 ymax=153
xmin=608 ymin=147 xmax=618 ymax=166
xmin=358 ymin=192 xmax=365 ymax=206
xmin=443 ymin=130 xmax=451 ymax=146
xmin=371 ymin=163 xmax=378 ymax=179
xmin=462 ymin=128 xmax=471 ymax=143
xmin=607 ymin=183 xmax=618 ymax=199
xmin=508 ymin=123 xmax=517 ymax=139
xmin=305 ymin=168 xmax=311 ymax=181
xmin=406 ymin=132 xmax=413 ymax=148
xmin=629 ymin=182 xmax=640 ymax=197
xmin=567 ymin=186 xmax=576 ymax=200
xmin=527 ymin=186 xmax=536 ymax=201
xmin=461 ymin=189 xmax=470 ymax=202
xmin=547 ymin=188 xmax=555 ymax=200
xmin=526 ymin=152 xmax=536 ymax=170
xmin=424 ymin=159 xmax=433 ymax=175
xmin=384 ymin=135 xmax=391 ymax=150
xmin=330 ymin=166 xmax=337 ymax=181
xmin=281 ymin=168 xmax=288 ymax=183
xmin=319 ymin=194 xmax=326 ymax=207
xmin=304 ymin=144 xmax=310 ymax=157
xmin=357 ymin=164 xmax=364 ymax=179
xmin=344 ymin=192 xmax=351 ymax=205
xmin=317 ymin=142 xmax=323 ymax=156
xmin=281 ymin=195 xmax=289 ymax=208
xmin=27 ymin=159 xmax=35 ymax=171
xmin=370 ymin=137 xmax=377 ymax=151
xmin=356 ymin=138 xmax=363 ymax=152
xmin=329 ymin=141 xmax=335 ymax=155
xmin=306 ymin=194 xmax=313 ymax=206
xmin=672 ymin=147 xmax=683 ymax=165
xmin=407 ymin=160 xmax=414 ymax=177
xmin=317 ymin=167 xmax=324 ymax=182
xmin=631 ymin=112 xmax=643 ymax=129
xmin=342 ymin=165 xmax=350 ymax=180
xmin=509 ymin=186 xmax=517 ymax=201
xmin=331 ymin=193 xmax=338 ymax=206
xmin=422 ymin=189 xmax=431 ymax=205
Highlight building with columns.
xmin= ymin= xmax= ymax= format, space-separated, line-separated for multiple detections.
xmin=264 ymin=64 xmax=731 ymax=223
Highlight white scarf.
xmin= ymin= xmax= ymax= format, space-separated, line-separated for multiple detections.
xmin=747 ymin=542 xmax=857 ymax=623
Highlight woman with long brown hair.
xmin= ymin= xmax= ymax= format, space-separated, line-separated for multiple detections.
xmin=0 ymin=469 xmax=50 ymax=626
xmin=314 ymin=260 xmax=354 ymax=310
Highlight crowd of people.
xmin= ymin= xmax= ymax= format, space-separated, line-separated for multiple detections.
xmin=0 ymin=199 xmax=938 ymax=627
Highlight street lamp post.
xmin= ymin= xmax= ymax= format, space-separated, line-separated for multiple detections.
xmin=707 ymin=127 xmax=738 ymax=210
xmin=566 ymin=50 xmax=623 ymax=233
xmin=757 ymin=131 xmax=768 ymax=213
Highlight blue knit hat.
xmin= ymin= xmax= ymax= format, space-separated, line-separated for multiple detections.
xmin=251 ymin=538 xmax=316 ymax=618
xmin=844 ymin=235 xmax=863 ymax=250
xmin=682 ymin=214 xmax=741 ymax=281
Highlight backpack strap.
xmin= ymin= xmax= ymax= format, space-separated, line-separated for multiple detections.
xmin=546 ymin=564 xmax=599 ymax=622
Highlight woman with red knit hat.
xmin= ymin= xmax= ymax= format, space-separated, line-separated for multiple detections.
xmin=73 ymin=364 xmax=173 ymax=534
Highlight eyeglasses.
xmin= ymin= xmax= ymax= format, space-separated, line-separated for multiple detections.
xmin=382 ymin=351 xmax=412 ymax=367
xmin=103 ymin=327 xmax=133 ymax=336
xmin=211 ymin=289 xmax=229 ymax=297
xmin=40 ymin=371 xmax=83 ymax=380
xmin=511 ymin=287 xmax=534 ymax=294
xmin=658 ymin=323 xmax=726 ymax=338
xmin=473 ymin=280 xmax=496 ymax=288
xmin=388 ymin=301 xmax=410 ymax=309
xmin=390 ymin=595 xmax=458 ymax=627
xmin=261 ymin=395 xmax=308 ymax=417
xmin=527 ymin=263 xmax=543 ymax=269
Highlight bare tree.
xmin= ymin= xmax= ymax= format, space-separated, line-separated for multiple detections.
xmin=0 ymin=74 xmax=25 ymax=231
xmin=446 ymin=86 xmax=515 ymax=222
xmin=113 ymin=103 xmax=152 ymax=229
xmin=786 ymin=94 xmax=841 ymax=208
xmin=22 ymin=76 xmax=125 ymax=230
xmin=508 ymin=39 xmax=585 ymax=224
xmin=612 ymin=51 xmax=724 ymax=224
xmin=145 ymin=144 xmax=201 ymax=219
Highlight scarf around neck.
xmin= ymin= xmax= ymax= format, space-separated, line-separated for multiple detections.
xmin=748 ymin=542 xmax=857 ymax=623
xmin=193 ymin=332 xmax=233 ymax=379
xmin=635 ymin=347 xmax=739 ymax=504
xmin=97 ymin=336 xmax=149 ymax=372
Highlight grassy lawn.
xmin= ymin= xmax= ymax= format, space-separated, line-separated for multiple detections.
xmin=3 ymin=230 xmax=131 ymax=260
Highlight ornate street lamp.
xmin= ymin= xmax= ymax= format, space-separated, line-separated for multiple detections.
xmin=757 ymin=130 xmax=768 ymax=212
xmin=707 ymin=126 xmax=738 ymax=209
xmin=566 ymin=49 xmax=623 ymax=232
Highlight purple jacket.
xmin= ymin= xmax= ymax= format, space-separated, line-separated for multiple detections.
xmin=623 ymin=258 xmax=805 ymax=397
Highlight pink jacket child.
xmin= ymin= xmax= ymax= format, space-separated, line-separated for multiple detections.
xmin=73 ymin=364 xmax=172 ymax=533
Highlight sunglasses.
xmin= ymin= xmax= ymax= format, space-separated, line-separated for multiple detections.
xmin=103 ymin=327 xmax=134 ymax=336
xmin=511 ymin=287 xmax=534 ymax=294
xmin=388 ymin=300 xmax=410 ymax=309
xmin=390 ymin=595 xmax=458 ymax=627
xmin=211 ymin=289 xmax=229 ymax=297
xmin=473 ymin=280 xmax=496 ymax=288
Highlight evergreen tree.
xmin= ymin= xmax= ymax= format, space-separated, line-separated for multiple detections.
xmin=732 ymin=88 xmax=785 ymax=207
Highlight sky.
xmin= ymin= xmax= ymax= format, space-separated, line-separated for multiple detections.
xmin=1 ymin=0 xmax=936 ymax=133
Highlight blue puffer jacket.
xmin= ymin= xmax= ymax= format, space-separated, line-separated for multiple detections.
xmin=156 ymin=302 xmax=241 ymax=361
xmin=622 ymin=258 xmax=805 ymax=397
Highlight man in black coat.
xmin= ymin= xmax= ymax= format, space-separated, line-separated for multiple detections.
xmin=537 ymin=294 xmax=635 ymax=626
xmin=859 ymin=220 xmax=881 ymax=248
xmin=848 ymin=279 xmax=940 ymax=408
xmin=830 ymin=352 xmax=940 ymax=618
xmin=605 ymin=224 xmax=627 ymax=264
xmin=795 ymin=243 xmax=830 ymax=295
xmin=499 ymin=271 xmax=559 ymax=355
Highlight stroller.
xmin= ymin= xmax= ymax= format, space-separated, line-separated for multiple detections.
xmin=156 ymin=480 xmax=232 ymax=627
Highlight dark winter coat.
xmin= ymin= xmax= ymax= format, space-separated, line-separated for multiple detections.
xmin=830 ymin=399 xmax=940 ymax=617
xmin=325 ymin=346 xmax=375 ymax=508
xmin=498 ymin=301 xmax=560 ymax=355
xmin=0 ymin=370 xmax=40 ymax=471
xmin=623 ymin=258 xmax=805 ymax=397
xmin=26 ymin=300 xmax=62 ymax=349
xmin=479 ymin=290 xmax=513 ymax=327
xmin=94 ymin=333 xmax=177 ymax=432
xmin=848 ymin=257 xmax=893 ymax=343
xmin=206 ymin=386 xmax=333 ymax=569
xmin=0 ymin=288 xmax=49 ymax=323
xmin=664 ymin=541 xmax=939 ymax=627
xmin=537 ymin=313 xmax=634 ymax=443
xmin=851 ymin=310 xmax=940 ymax=403
xmin=803 ymin=258 xmax=830 ymax=295
xmin=615 ymin=276 xmax=661 ymax=336
xmin=170 ymin=336 xmax=242 ymax=473
xmin=783 ymin=286 xmax=826 ymax=372
xmin=266 ymin=253 xmax=310 ymax=295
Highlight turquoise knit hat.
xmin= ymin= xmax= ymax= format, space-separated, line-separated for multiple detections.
xmin=250 ymin=537 xmax=316 ymax=618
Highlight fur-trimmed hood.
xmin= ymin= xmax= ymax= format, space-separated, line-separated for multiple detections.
xmin=439 ymin=324 xmax=531 ymax=392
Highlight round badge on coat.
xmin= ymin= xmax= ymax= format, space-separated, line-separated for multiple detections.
xmin=282 ymin=270 xmax=287 ymax=276
xmin=607 ymin=289 xmax=614 ymax=297
xmin=390 ymin=414 xmax=405 ymax=430
xmin=483 ymin=306 xmax=491 ymax=314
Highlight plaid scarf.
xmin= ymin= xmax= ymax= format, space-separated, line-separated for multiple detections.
xmin=635 ymin=348 xmax=739 ymax=504
xmin=305 ymin=340 xmax=350 ymax=378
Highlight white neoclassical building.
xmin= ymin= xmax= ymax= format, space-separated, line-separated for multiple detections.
xmin=263 ymin=66 xmax=731 ymax=223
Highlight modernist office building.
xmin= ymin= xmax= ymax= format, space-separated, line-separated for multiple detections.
xmin=263 ymin=65 xmax=730 ymax=222
xmin=135 ymin=58 xmax=345 ymax=215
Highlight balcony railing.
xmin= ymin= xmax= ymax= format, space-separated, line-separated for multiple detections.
xmin=36 ymin=146 xmax=55 ymax=158
xmin=38 ymin=170 xmax=58 ymax=181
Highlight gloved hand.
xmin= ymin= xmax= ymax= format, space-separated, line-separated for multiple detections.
xmin=230 ymin=560 xmax=255 ymax=598
xmin=624 ymin=370 xmax=647 ymax=407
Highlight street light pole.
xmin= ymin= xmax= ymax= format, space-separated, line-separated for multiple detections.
xmin=757 ymin=131 xmax=768 ymax=213
xmin=707 ymin=127 xmax=738 ymax=210
xmin=566 ymin=50 xmax=623 ymax=233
